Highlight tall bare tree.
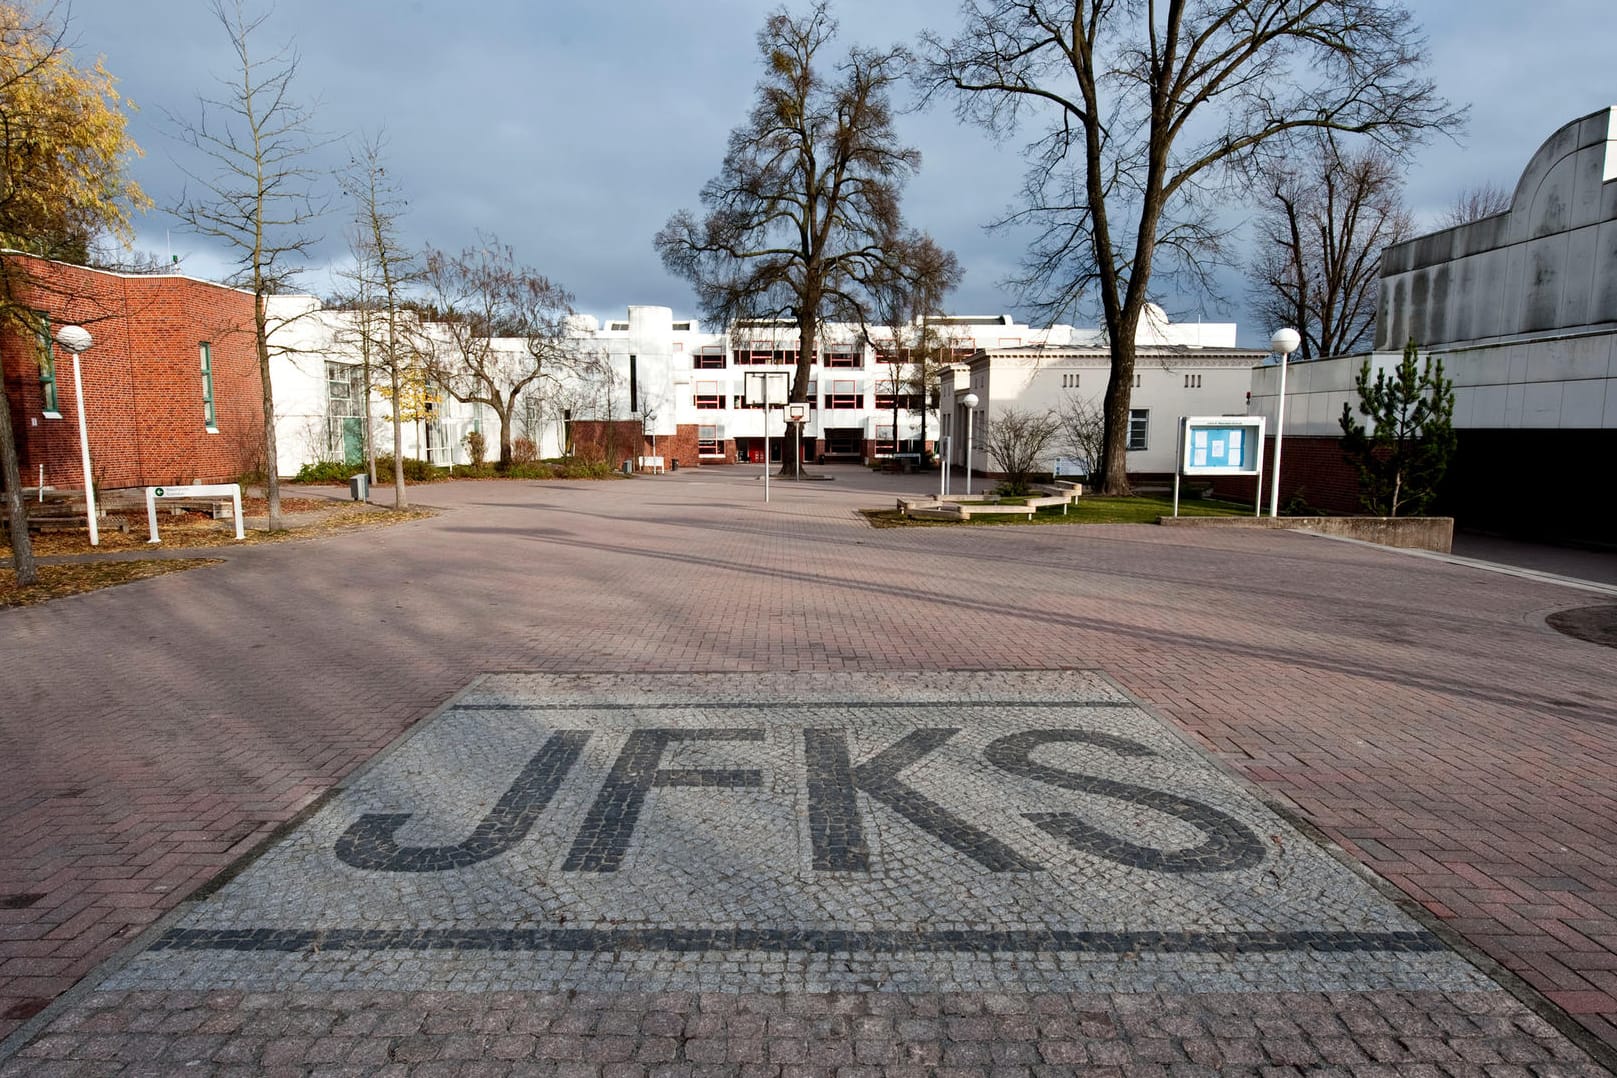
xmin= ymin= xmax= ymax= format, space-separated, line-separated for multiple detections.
xmin=920 ymin=1 xmax=1459 ymax=494
xmin=865 ymin=232 xmax=961 ymax=460
xmin=1438 ymin=182 xmax=1512 ymax=229
xmin=1248 ymin=134 xmax=1413 ymax=360
xmin=172 ymin=0 xmax=325 ymax=530
xmin=656 ymin=2 xmax=926 ymax=476
xmin=420 ymin=237 xmax=576 ymax=469
xmin=339 ymin=131 xmax=419 ymax=508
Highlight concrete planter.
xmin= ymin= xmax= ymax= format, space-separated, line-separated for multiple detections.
xmin=1156 ymin=514 xmax=1454 ymax=553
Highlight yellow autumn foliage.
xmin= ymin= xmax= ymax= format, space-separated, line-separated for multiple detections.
xmin=1 ymin=1 xmax=150 ymax=256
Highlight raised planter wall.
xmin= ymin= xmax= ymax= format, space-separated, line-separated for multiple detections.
xmin=1157 ymin=514 xmax=1455 ymax=553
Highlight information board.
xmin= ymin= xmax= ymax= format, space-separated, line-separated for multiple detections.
xmin=1180 ymin=417 xmax=1264 ymax=476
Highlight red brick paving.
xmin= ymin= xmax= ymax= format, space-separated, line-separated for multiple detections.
xmin=2 ymin=469 xmax=1615 ymax=1062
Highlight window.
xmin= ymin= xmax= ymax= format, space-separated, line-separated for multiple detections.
xmin=874 ymin=424 xmax=896 ymax=455
xmin=1060 ymin=373 xmax=1080 ymax=389
xmin=697 ymin=425 xmax=722 ymax=456
xmin=693 ymin=350 xmax=726 ymax=369
xmin=826 ymin=380 xmax=860 ymax=409
xmin=1183 ymin=373 xmax=1202 ymax=389
xmin=35 ymin=313 xmax=58 ymax=415
xmin=874 ymin=392 xmax=916 ymax=411
xmin=1128 ymin=409 xmax=1149 ymax=451
xmin=1133 ymin=372 xmax=1142 ymax=388
xmin=201 ymin=343 xmax=218 ymax=429
xmin=694 ymin=381 xmax=723 ymax=409
xmin=823 ymin=349 xmax=861 ymax=368
xmin=325 ymin=361 xmax=362 ymax=454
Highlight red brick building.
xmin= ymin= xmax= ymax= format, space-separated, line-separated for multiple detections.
xmin=1 ymin=255 xmax=262 ymax=492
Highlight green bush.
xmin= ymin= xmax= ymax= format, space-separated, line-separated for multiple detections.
xmin=464 ymin=430 xmax=487 ymax=467
xmin=374 ymin=455 xmax=446 ymax=482
xmin=293 ymin=460 xmax=357 ymax=484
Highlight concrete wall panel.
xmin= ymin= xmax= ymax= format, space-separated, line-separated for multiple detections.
xmin=1593 ymin=220 xmax=1617 ymax=323
xmin=1559 ymin=225 xmax=1598 ymax=326
xmin=1521 ymin=234 xmax=1568 ymax=332
xmin=1559 ymin=379 xmax=1609 ymax=428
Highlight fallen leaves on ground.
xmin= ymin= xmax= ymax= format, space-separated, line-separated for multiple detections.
xmin=2 ymin=503 xmax=438 ymax=606
xmin=0 ymin=559 xmax=223 ymax=608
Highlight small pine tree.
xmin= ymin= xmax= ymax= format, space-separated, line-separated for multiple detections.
xmin=1338 ymin=339 xmax=1457 ymax=517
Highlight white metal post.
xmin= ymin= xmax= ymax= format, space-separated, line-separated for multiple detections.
xmin=1269 ymin=349 xmax=1289 ymax=518
xmin=71 ymin=353 xmax=99 ymax=546
xmin=964 ymin=410 xmax=974 ymax=497
xmin=1267 ymin=328 xmax=1300 ymax=519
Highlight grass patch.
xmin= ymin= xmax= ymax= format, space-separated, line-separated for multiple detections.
xmin=1 ymin=559 xmax=223 ymax=608
xmin=861 ymin=494 xmax=1250 ymax=528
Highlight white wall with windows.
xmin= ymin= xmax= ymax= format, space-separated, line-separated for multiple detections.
xmin=267 ymin=297 xmax=1264 ymax=479
xmin=938 ymin=307 xmax=1266 ymax=478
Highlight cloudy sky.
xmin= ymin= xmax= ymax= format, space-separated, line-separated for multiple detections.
xmin=67 ymin=0 xmax=1617 ymax=346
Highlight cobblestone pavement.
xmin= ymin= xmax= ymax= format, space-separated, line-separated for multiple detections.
xmin=3 ymin=468 xmax=1615 ymax=1073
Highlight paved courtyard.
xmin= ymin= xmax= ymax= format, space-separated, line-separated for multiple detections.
xmin=2 ymin=467 xmax=1614 ymax=1074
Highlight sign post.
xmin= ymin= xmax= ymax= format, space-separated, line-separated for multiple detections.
xmin=146 ymin=483 xmax=245 ymax=543
xmin=743 ymin=371 xmax=790 ymax=503
xmin=1173 ymin=417 xmax=1266 ymax=517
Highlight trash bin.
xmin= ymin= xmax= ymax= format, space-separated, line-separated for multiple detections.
xmin=622 ymin=460 xmax=634 ymax=475
xmin=670 ymin=458 xmax=679 ymax=471
xmin=349 ymin=473 xmax=369 ymax=501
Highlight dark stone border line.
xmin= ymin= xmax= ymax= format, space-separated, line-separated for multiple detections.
xmin=150 ymin=926 xmax=1444 ymax=957
xmin=455 ymin=699 xmax=1135 ymax=712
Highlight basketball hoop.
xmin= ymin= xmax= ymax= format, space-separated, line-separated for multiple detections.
xmin=784 ymin=402 xmax=808 ymax=423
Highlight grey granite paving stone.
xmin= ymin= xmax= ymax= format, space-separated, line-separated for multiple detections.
xmin=104 ymin=672 xmax=1492 ymax=996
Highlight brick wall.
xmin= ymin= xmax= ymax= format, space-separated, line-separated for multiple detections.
xmin=568 ymin=421 xmax=738 ymax=468
xmin=1210 ymin=436 xmax=1362 ymax=514
xmin=1 ymin=256 xmax=263 ymax=491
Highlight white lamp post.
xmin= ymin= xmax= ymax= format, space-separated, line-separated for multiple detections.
xmin=961 ymin=391 xmax=979 ymax=497
xmin=1268 ymin=327 xmax=1301 ymax=518
xmin=55 ymin=325 xmax=99 ymax=545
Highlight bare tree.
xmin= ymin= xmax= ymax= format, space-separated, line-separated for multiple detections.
xmin=1054 ymin=394 xmax=1106 ymax=478
xmin=865 ymin=233 xmax=962 ymax=461
xmin=1248 ymin=134 xmax=1413 ymax=360
xmin=1438 ymin=182 xmax=1512 ymax=229
xmin=919 ymin=1 xmax=1459 ymax=495
xmin=172 ymin=0 xmax=326 ymax=530
xmin=419 ymin=237 xmax=577 ymax=469
xmin=981 ymin=407 xmax=1060 ymax=495
xmin=338 ymin=131 xmax=419 ymax=508
xmin=656 ymin=2 xmax=926 ymax=476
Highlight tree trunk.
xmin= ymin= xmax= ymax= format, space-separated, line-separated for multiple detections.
xmin=782 ymin=304 xmax=818 ymax=477
xmin=0 ymin=387 xmax=39 ymax=586
xmin=390 ymin=364 xmax=407 ymax=509
xmin=255 ymin=293 xmax=282 ymax=530
xmin=497 ymin=395 xmax=513 ymax=469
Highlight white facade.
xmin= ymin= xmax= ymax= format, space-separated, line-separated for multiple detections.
xmin=267 ymin=299 xmax=1264 ymax=477
xmin=938 ymin=306 xmax=1266 ymax=477
xmin=266 ymin=298 xmax=548 ymax=476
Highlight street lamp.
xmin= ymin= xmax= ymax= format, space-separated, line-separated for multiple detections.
xmin=1268 ymin=327 xmax=1301 ymax=519
xmin=55 ymin=325 xmax=99 ymax=546
xmin=961 ymin=391 xmax=979 ymax=497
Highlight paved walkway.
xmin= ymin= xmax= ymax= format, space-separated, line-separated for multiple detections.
xmin=2 ymin=468 xmax=1613 ymax=1074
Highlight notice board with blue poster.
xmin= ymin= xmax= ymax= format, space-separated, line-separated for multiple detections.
xmin=1173 ymin=416 xmax=1266 ymax=517
xmin=1180 ymin=416 xmax=1264 ymax=476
